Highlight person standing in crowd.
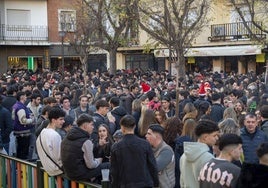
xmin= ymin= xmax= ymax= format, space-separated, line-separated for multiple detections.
xmin=138 ymin=108 xmax=158 ymax=138
xmin=178 ymin=90 xmax=191 ymax=119
xmin=41 ymin=81 xmax=52 ymax=98
xmin=180 ymin=119 xmax=219 ymax=188
xmin=175 ymin=118 xmax=197 ymax=188
xmin=182 ymin=102 xmax=198 ymax=123
xmin=0 ymin=95 xmax=13 ymax=154
xmin=26 ymin=92 xmax=42 ymax=160
xmin=110 ymin=115 xmax=159 ymax=188
xmin=61 ymin=114 xmax=109 ymax=182
xmin=12 ymin=91 xmax=35 ymax=159
xmin=146 ymin=124 xmax=175 ymax=188
xmin=36 ymin=107 xmax=65 ymax=176
xmin=199 ymin=134 xmax=243 ymax=188
xmin=60 ymin=96 xmax=75 ymax=121
xmin=238 ymin=142 xmax=268 ymax=188
xmin=210 ymin=93 xmax=225 ymax=123
xmin=53 ymin=92 xmax=63 ymax=107
xmin=163 ymin=116 xmax=183 ymax=150
xmin=74 ymin=95 xmax=93 ymax=122
xmin=154 ymin=108 xmax=167 ymax=127
xmin=56 ymin=115 xmax=74 ymax=140
xmin=1 ymin=85 xmax=17 ymax=113
xmin=2 ymin=85 xmax=17 ymax=156
xmin=35 ymin=105 xmax=51 ymax=137
xmin=240 ymin=113 xmax=268 ymax=164
xmin=92 ymin=99 xmax=116 ymax=143
xmin=26 ymin=93 xmax=42 ymax=119
xmin=109 ymin=96 xmax=127 ymax=131
xmin=260 ymin=105 xmax=268 ymax=137
xmin=188 ymin=85 xmax=199 ymax=103
xmin=161 ymin=96 xmax=175 ymax=118
xmin=122 ymin=83 xmax=139 ymax=114
xmin=93 ymin=124 xmax=114 ymax=163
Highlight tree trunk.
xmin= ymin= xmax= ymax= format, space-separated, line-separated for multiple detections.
xmin=109 ymin=48 xmax=117 ymax=75
xmin=175 ymin=51 xmax=186 ymax=117
xmin=80 ymin=56 xmax=88 ymax=94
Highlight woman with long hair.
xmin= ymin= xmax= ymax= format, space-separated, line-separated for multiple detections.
xmin=174 ymin=118 xmax=197 ymax=188
xmin=182 ymin=102 xmax=198 ymax=123
xmin=161 ymin=96 xmax=175 ymax=118
xmin=138 ymin=109 xmax=157 ymax=138
xmin=154 ymin=108 xmax=167 ymax=127
xmin=163 ymin=116 xmax=183 ymax=150
xmin=223 ymin=107 xmax=239 ymax=124
xmin=93 ymin=124 xmax=114 ymax=162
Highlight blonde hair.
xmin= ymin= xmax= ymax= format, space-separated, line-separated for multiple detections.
xmin=223 ymin=107 xmax=238 ymax=123
xmin=218 ymin=118 xmax=240 ymax=136
xmin=181 ymin=119 xmax=197 ymax=141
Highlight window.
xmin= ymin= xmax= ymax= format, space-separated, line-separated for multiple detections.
xmin=58 ymin=9 xmax=76 ymax=32
xmin=230 ymin=6 xmax=251 ymax=36
xmin=230 ymin=6 xmax=251 ymax=22
xmin=7 ymin=9 xmax=30 ymax=26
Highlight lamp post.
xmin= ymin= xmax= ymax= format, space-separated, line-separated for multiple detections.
xmin=59 ymin=31 xmax=66 ymax=72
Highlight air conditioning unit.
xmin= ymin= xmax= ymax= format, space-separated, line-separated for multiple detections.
xmin=212 ymin=26 xmax=224 ymax=36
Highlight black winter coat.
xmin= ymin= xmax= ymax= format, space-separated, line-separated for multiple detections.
xmin=61 ymin=127 xmax=92 ymax=181
xmin=238 ymin=162 xmax=268 ymax=188
xmin=111 ymin=134 xmax=159 ymax=188
xmin=0 ymin=105 xmax=13 ymax=144
xmin=210 ymin=103 xmax=225 ymax=123
xmin=111 ymin=106 xmax=127 ymax=131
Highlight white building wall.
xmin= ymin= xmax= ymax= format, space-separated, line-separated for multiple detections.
xmin=4 ymin=0 xmax=47 ymax=26
xmin=0 ymin=1 xmax=4 ymax=25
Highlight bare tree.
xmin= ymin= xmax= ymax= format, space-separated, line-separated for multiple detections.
xmin=136 ymin=0 xmax=211 ymax=115
xmin=82 ymin=0 xmax=139 ymax=74
xmin=229 ymin=0 xmax=268 ymax=84
xmin=229 ymin=0 xmax=268 ymax=42
xmin=67 ymin=0 xmax=97 ymax=93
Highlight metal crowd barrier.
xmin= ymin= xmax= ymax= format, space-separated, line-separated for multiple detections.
xmin=0 ymin=154 xmax=108 ymax=188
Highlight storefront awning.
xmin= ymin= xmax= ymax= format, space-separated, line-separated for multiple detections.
xmin=154 ymin=45 xmax=263 ymax=57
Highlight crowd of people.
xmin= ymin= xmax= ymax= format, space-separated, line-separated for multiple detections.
xmin=1 ymin=67 xmax=268 ymax=187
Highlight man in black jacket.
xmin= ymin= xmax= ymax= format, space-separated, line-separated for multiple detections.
xmin=122 ymin=83 xmax=139 ymax=114
xmin=61 ymin=114 xmax=109 ymax=182
xmin=1 ymin=85 xmax=17 ymax=113
xmin=109 ymin=96 xmax=127 ymax=131
xmin=111 ymin=115 xmax=159 ymax=188
xmin=0 ymin=95 xmax=13 ymax=154
xmin=238 ymin=142 xmax=268 ymax=188
xmin=210 ymin=93 xmax=225 ymax=123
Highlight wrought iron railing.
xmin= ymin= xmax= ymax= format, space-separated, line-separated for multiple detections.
xmin=0 ymin=24 xmax=48 ymax=41
xmin=208 ymin=21 xmax=266 ymax=42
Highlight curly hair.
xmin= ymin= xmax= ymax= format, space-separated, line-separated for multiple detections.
xmin=163 ymin=116 xmax=183 ymax=150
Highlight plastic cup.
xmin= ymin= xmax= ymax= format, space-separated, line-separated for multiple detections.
xmin=101 ymin=169 xmax=109 ymax=181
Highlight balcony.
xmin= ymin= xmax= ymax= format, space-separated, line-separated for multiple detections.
xmin=0 ymin=24 xmax=48 ymax=41
xmin=208 ymin=21 xmax=266 ymax=42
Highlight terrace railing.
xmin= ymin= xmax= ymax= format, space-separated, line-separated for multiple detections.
xmin=208 ymin=21 xmax=266 ymax=42
xmin=0 ymin=24 xmax=48 ymax=41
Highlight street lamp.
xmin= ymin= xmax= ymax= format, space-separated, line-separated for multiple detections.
xmin=59 ymin=30 xmax=66 ymax=72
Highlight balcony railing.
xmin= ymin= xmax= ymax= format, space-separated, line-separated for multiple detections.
xmin=0 ymin=24 xmax=48 ymax=41
xmin=208 ymin=21 xmax=266 ymax=42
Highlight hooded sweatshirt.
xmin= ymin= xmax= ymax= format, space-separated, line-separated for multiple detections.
xmin=61 ymin=127 xmax=100 ymax=181
xmin=180 ymin=142 xmax=214 ymax=188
